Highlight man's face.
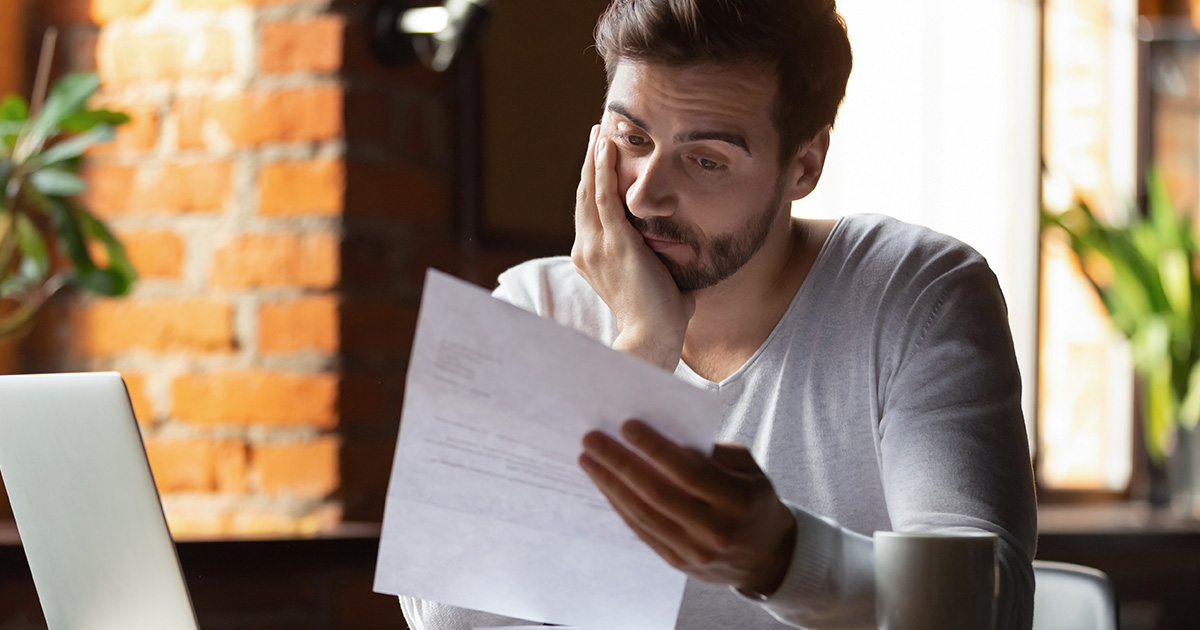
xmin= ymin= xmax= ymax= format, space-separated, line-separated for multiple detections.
xmin=601 ymin=60 xmax=791 ymax=292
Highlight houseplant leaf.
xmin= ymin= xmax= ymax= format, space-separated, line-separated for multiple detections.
xmin=45 ymin=198 xmax=135 ymax=297
xmin=59 ymin=109 xmax=129 ymax=134
xmin=13 ymin=73 xmax=99 ymax=163
xmin=30 ymin=123 xmax=115 ymax=169
xmin=1182 ymin=363 xmax=1200 ymax=432
xmin=0 ymin=123 xmax=19 ymax=152
xmin=0 ymin=95 xmax=28 ymax=154
xmin=29 ymin=168 xmax=88 ymax=197
xmin=0 ymin=95 xmax=27 ymax=122
xmin=0 ymin=213 xmax=50 ymax=297
xmin=75 ymin=205 xmax=136 ymax=296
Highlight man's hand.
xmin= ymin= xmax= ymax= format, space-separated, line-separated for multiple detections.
xmin=579 ymin=419 xmax=798 ymax=596
xmin=571 ymin=125 xmax=694 ymax=371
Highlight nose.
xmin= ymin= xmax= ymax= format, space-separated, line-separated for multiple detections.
xmin=623 ymin=150 xmax=677 ymax=219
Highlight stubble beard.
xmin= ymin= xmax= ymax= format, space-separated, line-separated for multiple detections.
xmin=625 ymin=178 xmax=787 ymax=292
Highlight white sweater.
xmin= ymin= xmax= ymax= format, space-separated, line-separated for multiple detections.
xmin=401 ymin=214 xmax=1037 ymax=630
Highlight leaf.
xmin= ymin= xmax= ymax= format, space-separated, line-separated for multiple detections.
xmin=1180 ymin=363 xmax=1200 ymax=431
xmin=0 ymin=213 xmax=50 ymax=298
xmin=14 ymin=73 xmax=100 ymax=162
xmin=1161 ymin=249 xmax=1192 ymax=327
xmin=0 ymin=160 xmax=11 ymax=204
xmin=1145 ymin=359 xmax=1177 ymax=464
xmin=0 ymin=95 xmax=28 ymax=122
xmin=15 ymin=212 xmax=49 ymax=284
xmin=29 ymin=168 xmax=88 ymax=197
xmin=0 ymin=122 xmax=20 ymax=153
xmin=59 ymin=109 xmax=129 ymax=134
xmin=44 ymin=195 xmax=97 ymax=278
xmin=31 ymin=124 xmax=116 ymax=168
xmin=75 ymin=205 xmax=136 ymax=296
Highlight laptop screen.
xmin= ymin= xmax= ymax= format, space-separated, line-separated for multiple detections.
xmin=0 ymin=372 xmax=200 ymax=630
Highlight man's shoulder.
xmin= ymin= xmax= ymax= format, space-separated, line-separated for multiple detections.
xmin=833 ymin=214 xmax=984 ymax=267
xmin=495 ymin=256 xmax=581 ymax=290
xmin=827 ymin=214 xmax=989 ymax=289
xmin=493 ymin=257 xmax=616 ymax=341
xmin=494 ymin=256 xmax=593 ymax=309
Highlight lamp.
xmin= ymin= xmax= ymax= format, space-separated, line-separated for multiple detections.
xmin=368 ymin=0 xmax=491 ymax=71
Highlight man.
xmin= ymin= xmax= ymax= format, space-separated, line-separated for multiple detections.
xmin=402 ymin=0 xmax=1037 ymax=628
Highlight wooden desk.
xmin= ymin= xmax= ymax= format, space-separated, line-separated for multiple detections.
xmin=0 ymin=523 xmax=404 ymax=630
xmin=4 ymin=508 xmax=1198 ymax=630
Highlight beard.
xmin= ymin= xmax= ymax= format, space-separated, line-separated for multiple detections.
xmin=625 ymin=179 xmax=787 ymax=292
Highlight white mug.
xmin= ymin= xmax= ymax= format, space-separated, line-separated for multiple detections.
xmin=874 ymin=531 xmax=998 ymax=630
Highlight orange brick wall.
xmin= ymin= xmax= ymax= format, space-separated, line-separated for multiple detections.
xmin=14 ymin=0 xmax=495 ymax=537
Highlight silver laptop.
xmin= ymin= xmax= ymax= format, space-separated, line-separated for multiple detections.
xmin=0 ymin=371 xmax=200 ymax=630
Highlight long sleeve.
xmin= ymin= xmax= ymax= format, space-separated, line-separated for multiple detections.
xmin=735 ymin=257 xmax=1036 ymax=630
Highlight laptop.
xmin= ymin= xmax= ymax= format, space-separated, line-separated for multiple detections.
xmin=0 ymin=371 xmax=200 ymax=630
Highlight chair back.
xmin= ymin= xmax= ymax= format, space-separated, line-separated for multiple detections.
xmin=1032 ymin=560 xmax=1118 ymax=630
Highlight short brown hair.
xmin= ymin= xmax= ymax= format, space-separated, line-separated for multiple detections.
xmin=594 ymin=0 xmax=853 ymax=164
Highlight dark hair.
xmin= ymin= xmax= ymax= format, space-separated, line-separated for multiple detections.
xmin=594 ymin=0 xmax=853 ymax=164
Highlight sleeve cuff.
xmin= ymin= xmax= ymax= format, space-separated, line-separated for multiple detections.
xmin=731 ymin=502 xmax=875 ymax=623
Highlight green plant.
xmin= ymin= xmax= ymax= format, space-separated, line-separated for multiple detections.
xmin=0 ymin=72 xmax=135 ymax=341
xmin=1042 ymin=170 xmax=1200 ymax=464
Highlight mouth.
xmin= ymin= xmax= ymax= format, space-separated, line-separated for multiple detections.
xmin=641 ymin=233 xmax=688 ymax=254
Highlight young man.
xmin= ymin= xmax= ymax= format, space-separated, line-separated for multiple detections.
xmin=402 ymin=1 xmax=1037 ymax=628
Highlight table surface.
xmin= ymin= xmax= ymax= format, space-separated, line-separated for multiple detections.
xmin=0 ymin=520 xmax=383 ymax=546
xmin=1037 ymin=501 xmax=1200 ymax=536
xmin=2 ymin=502 xmax=1197 ymax=546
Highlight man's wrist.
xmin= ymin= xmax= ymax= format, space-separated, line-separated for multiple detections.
xmin=737 ymin=511 xmax=798 ymax=600
xmin=612 ymin=328 xmax=684 ymax=372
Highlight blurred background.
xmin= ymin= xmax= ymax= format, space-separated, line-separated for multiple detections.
xmin=1 ymin=0 xmax=1199 ymax=628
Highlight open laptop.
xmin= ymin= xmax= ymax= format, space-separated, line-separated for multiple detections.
xmin=0 ymin=371 xmax=200 ymax=630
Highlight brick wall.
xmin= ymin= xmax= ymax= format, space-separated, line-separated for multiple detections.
xmin=11 ymin=0 xmax=535 ymax=537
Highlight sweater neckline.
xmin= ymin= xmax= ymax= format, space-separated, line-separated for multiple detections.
xmin=675 ymin=216 xmax=847 ymax=390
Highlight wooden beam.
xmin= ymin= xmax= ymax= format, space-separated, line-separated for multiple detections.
xmin=0 ymin=0 xmax=24 ymax=98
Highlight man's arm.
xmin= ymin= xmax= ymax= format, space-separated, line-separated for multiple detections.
xmin=571 ymin=124 xmax=693 ymax=371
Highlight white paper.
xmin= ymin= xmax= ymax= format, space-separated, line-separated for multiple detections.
xmin=374 ymin=270 xmax=722 ymax=630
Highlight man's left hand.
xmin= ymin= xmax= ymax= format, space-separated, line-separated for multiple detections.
xmin=579 ymin=420 xmax=797 ymax=596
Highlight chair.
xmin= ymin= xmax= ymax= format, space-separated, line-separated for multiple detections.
xmin=1032 ymin=560 xmax=1119 ymax=630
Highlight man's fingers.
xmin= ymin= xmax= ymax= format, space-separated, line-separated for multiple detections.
xmin=575 ymin=125 xmax=602 ymax=233
xmin=710 ymin=443 xmax=763 ymax=475
xmin=593 ymin=136 xmax=630 ymax=233
xmin=580 ymin=452 xmax=689 ymax=552
xmin=580 ymin=124 xmax=599 ymax=181
xmin=580 ymin=450 xmax=729 ymax=562
xmin=581 ymin=431 xmax=719 ymax=530
xmin=620 ymin=420 xmax=743 ymax=504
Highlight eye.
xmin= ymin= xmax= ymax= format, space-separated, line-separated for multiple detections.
xmin=694 ymin=156 xmax=725 ymax=172
xmin=622 ymin=133 xmax=646 ymax=146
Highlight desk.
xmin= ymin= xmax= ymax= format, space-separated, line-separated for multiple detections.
xmin=1037 ymin=502 xmax=1200 ymax=630
xmin=0 ymin=522 xmax=405 ymax=630
xmin=4 ymin=509 xmax=1198 ymax=630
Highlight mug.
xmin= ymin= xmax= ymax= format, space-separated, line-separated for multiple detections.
xmin=874 ymin=531 xmax=998 ymax=630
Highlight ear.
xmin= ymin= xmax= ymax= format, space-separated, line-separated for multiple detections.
xmin=783 ymin=125 xmax=831 ymax=202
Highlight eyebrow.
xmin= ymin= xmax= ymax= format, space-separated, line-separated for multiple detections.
xmin=606 ymin=102 xmax=753 ymax=157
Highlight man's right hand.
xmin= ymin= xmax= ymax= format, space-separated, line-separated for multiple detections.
xmin=571 ymin=124 xmax=695 ymax=372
